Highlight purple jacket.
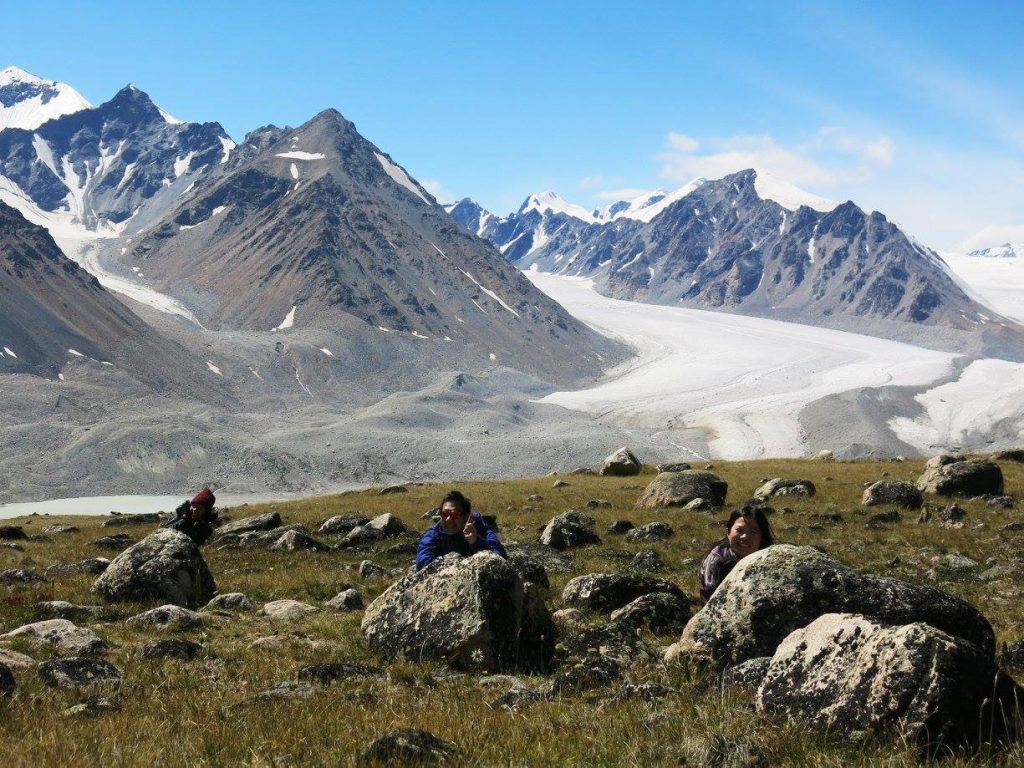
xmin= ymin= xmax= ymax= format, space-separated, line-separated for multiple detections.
xmin=698 ymin=541 xmax=738 ymax=603
xmin=415 ymin=511 xmax=506 ymax=570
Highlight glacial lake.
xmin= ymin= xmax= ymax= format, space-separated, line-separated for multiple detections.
xmin=0 ymin=493 xmax=293 ymax=521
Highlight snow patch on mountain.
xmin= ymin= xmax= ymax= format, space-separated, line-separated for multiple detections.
xmin=374 ymin=152 xmax=430 ymax=204
xmin=0 ymin=66 xmax=91 ymax=131
xmin=620 ymin=179 xmax=707 ymax=223
xmin=522 ymin=191 xmax=597 ymax=223
xmin=752 ymin=169 xmax=838 ymax=212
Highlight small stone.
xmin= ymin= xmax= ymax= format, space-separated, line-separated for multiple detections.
xmin=326 ymin=589 xmax=364 ymax=611
xmin=204 ymin=593 xmax=254 ymax=612
xmin=624 ymin=522 xmax=674 ymax=543
xmin=606 ymin=520 xmax=634 ymax=534
xmin=62 ymin=694 xmax=120 ymax=718
xmin=552 ymin=479 xmax=569 ymax=488
xmin=586 ymin=499 xmax=612 ymax=509
xmin=42 ymin=524 xmax=79 ymax=535
xmin=125 ymin=605 xmax=203 ymax=631
xmin=361 ymin=729 xmax=461 ymax=765
xmin=38 ymin=657 xmax=122 ymax=689
xmin=359 ymin=560 xmax=387 ymax=578
xmin=262 ymin=600 xmax=319 ymax=619
xmin=142 ymin=639 xmax=205 ymax=660
xmin=297 ymin=662 xmax=383 ymax=684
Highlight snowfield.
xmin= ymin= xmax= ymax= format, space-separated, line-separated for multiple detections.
xmin=940 ymin=251 xmax=1024 ymax=323
xmin=526 ymin=271 xmax=959 ymax=458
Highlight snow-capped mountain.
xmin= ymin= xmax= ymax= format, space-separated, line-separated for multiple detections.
xmin=968 ymin=243 xmax=1020 ymax=258
xmin=448 ymin=169 xmax=1022 ymax=356
xmin=443 ymin=198 xmax=503 ymax=239
xmin=0 ymin=66 xmax=91 ymax=131
xmin=0 ymin=82 xmax=232 ymax=237
xmin=119 ymin=108 xmax=620 ymax=383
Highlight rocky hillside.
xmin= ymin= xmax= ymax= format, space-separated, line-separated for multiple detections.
xmin=120 ymin=109 xmax=621 ymax=383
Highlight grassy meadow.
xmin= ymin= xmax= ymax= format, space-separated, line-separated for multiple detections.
xmin=1 ymin=457 xmax=1024 ymax=766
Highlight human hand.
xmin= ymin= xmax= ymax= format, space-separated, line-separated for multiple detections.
xmin=463 ymin=519 xmax=478 ymax=545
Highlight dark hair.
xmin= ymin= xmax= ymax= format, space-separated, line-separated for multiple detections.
xmin=440 ymin=490 xmax=471 ymax=517
xmin=724 ymin=501 xmax=775 ymax=547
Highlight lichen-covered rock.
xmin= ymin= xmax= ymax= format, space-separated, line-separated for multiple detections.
xmin=756 ymin=613 xmax=1023 ymax=751
xmin=917 ymin=459 xmax=1004 ymax=497
xmin=92 ymin=530 xmax=215 ymax=609
xmin=338 ymin=513 xmax=409 ymax=548
xmin=125 ymin=604 xmax=203 ymax=631
xmin=326 ymin=589 xmax=364 ymax=611
xmin=562 ymin=573 xmax=687 ymax=613
xmin=360 ymin=729 xmax=460 ymax=766
xmin=505 ymin=543 xmax=573 ymax=574
xmin=262 ymin=599 xmax=319 ymax=619
xmin=610 ymin=592 xmax=691 ymax=635
xmin=753 ymin=478 xmax=815 ymax=500
xmin=102 ymin=513 xmax=160 ymax=528
xmin=599 ymin=446 xmax=642 ymax=477
xmin=203 ymin=593 xmax=254 ymax=612
xmin=142 ymin=639 xmax=205 ymax=660
xmin=34 ymin=601 xmax=101 ymax=621
xmin=266 ymin=529 xmax=330 ymax=552
xmin=41 ymin=524 xmax=79 ymax=535
xmin=361 ymin=552 xmax=554 ymax=673
xmin=298 ymin=661 xmax=383 ymax=685
xmin=629 ymin=549 xmax=665 ymax=572
xmin=2 ymin=619 xmax=108 ymax=655
xmin=0 ymin=648 xmax=36 ymax=670
xmin=635 ymin=471 xmax=728 ymax=509
xmin=656 ymin=462 xmax=692 ymax=473
xmin=555 ymin=621 xmax=658 ymax=669
xmin=606 ymin=520 xmax=634 ymax=535
xmin=667 ymin=544 xmax=995 ymax=669
xmin=721 ymin=657 xmax=771 ymax=690
xmin=0 ymin=568 xmax=46 ymax=585
xmin=38 ymin=657 xmax=121 ymax=689
xmin=45 ymin=558 xmax=111 ymax=579
xmin=862 ymin=480 xmax=924 ymax=508
xmin=214 ymin=512 xmax=282 ymax=537
xmin=624 ymin=522 xmax=674 ymax=543
xmin=539 ymin=510 xmax=601 ymax=550
xmin=318 ymin=515 xmax=370 ymax=535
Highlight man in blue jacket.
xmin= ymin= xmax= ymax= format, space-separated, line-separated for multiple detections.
xmin=416 ymin=490 xmax=507 ymax=570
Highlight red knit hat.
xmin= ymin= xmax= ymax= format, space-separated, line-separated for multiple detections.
xmin=191 ymin=488 xmax=216 ymax=510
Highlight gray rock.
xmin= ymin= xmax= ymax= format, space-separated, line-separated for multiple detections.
xmin=666 ymin=545 xmax=996 ymax=669
xmin=379 ymin=485 xmax=408 ymax=495
xmin=562 ymin=573 xmax=687 ymax=613
xmin=266 ymin=529 xmax=330 ymax=552
xmin=262 ymin=599 xmax=319 ymax=619
xmin=0 ymin=648 xmax=36 ymax=670
xmin=683 ymin=497 xmax=713 ymax=511
xmin=61 ymin=694 xmax=120 ymax=717
xmin=359 ymin=560 xmax=387 ymax=578
xmin=0 ymin=568 xmax=46 ymax=584
xmin=34 ymin=601 xmax=101 ymax=621
xmin=91 ymin=533 xmax=135 ymax=551
xmin=125 ymin=604 xmax=203 ymax=631
xmin=756 ymin=613 xmax=1023 ymax=750
xmin=318 ymin=514 xmax=370 ymax=535
xmin=250 ymin=682 xmax=318 ymax=703
xmin=602 ymin=681 xmax=676 ymax=706
xmin=505 ymin=555 xmax=549 ymax=590
xmin=38 ymin=657 xmax=121 ymax=689
xmin=102 ymin=513 xmax=161 ymax=527
xmin=203 ymin=592 xmax=254 ymax=612
xmin=297 ymin=661 xmax=383 ymax=684
xmin=917 ymin=459 xmax=1004 ymax=497
xmin=0 ymin=525 xmax=27 ymax=540
xmin=606 ymin=520 xmax=634 ymax=534
xmin=326 ymin=588 xmax=364 ymax=610
xmin=540 ymin=510 xmax=601 ymax=550
xmin=142 ymin=639 xmax=204 ymax=660
xmin=41 ymin=524 xmax=79 ymax=535
xmin=610 ymin=592 xmax=690 ymax=635
xmin=635 ymin=471 xmax=728 ymax=509
xmin=552 ymin=608 xmax=585 ymax=626
xmin=338 ymin=513 xmax=408 ymax=547
xmin=361 ymin=552 xmax=554 ymax=673
xmin=753 ymin=478 xmax=816 ymax=500
xmin=599 ymin=446 xmax=642 ymax=477
xmin=629 ymin=549 xmax=664 ymax=572
xmin=505 ymin=543 xmax=573 ymax=574
xmin=360 ymin=729 xmax=460 ymax=765
xmin=214 ymin=511 xmax=282 ymax=537
xmin=624 ymin=521 xmax=674 ymax=543
xmin=862 ymin=480 xmax=924 ymax=508
xmin=721 ymin=657 xmax=771 ymax=690
xmin=556 ymin=620 xmax=658 ymax=669
xmin=990 ymin=449 xmax=1024 ymax=463
xmin=92 ymin=529 xmax=215 ymax=608
xmin=656 ymin=462 xmax=692 ymax=473
xmin=931 ymin=553 xmax=979 ymax=572
xmin=552 ymin=479 xmax=569 ymax=488
xmin=2 ymin=619 xmax=107 ymax=655
xmin=814 ymin=450 xmax=835 ymax=461
xmin=544 ymin=654 xmax=621 ymax=694
xmin=45 ymin=558 xmax=110 ymax=579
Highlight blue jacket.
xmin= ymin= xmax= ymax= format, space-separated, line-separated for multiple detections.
xmin=415 ymin=511 xmax=507 ymax=570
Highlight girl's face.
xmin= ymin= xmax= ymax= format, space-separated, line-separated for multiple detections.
xmin=728 ymin=516 xmax=763 ymax=559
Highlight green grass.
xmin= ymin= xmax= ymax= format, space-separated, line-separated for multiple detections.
xmin=2 ymin=457 xmax=1024 ymax=766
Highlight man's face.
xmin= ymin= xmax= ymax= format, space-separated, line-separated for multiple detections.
xmin=439 ymin=501 xmax=468 ymax=535
xmin=189 ymin=503 xmax=206 ymax=521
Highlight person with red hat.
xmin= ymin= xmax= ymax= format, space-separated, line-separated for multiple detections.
xmin=162 ymin=487 xmax=218 ymax=545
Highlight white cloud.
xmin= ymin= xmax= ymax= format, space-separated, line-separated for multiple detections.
xmin=658 ymin=127 xmax=895 ymax=189
xmin=420 ymin=178 xmax=453 ymax=203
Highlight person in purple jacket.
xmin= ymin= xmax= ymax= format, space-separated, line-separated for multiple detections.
xmin=698 ymin=503 xmax=775 ymax=604
xmin=416 ymin=490 xmax=507 ymax=570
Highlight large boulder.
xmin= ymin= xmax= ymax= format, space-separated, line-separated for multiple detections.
xmin=667 ymin=544 xmax=995 ymax=669
xmin=92 ymin=529 xmax=216 ymax=609
xmin=635 ymin=471 xmax=728 ymax=509
xmin=756 ymin=613 xmax=1023 ymax=751
xmin=539 ymin=510 xmax=601 ymax=550
xmin=753 ymin=478 xmax=815 ymax=500
xmin=562 ymin=573 xmax=688 ymax=613
xmin=599 ymin=447 xmax=642 ymax=477
xmin=917 ymin=459 xmax=1003 ymax=497
xmin=862 ymin=480 xmax=923 ymax=508
xmin=361 ymin=552 xmax=554 ymax=673
xmin=2 ymin=619 xmax=108 ymax=655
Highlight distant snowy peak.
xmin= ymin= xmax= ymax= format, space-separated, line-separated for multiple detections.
xmin=619 ymin=179 xmax=707 ymax=223
xmin=445 ymin=198 xmax=503 ymax=237
xmin=0 ymin=66 xmax=91 ymax=131
xmin=752 ymin=169 xmax=839 ymax=213
xmin=520 ymin=191 xmax=597 ymax=223
xmin=593 ymin=189 xmax=668 ymax=222
xmin=969 ymin=243 xmax=1020 ymax=258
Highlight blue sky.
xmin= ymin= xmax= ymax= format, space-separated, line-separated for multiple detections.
xmin=5 ymin=1 xmax=1023 ymax=250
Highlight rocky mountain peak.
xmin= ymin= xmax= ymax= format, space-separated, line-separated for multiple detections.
xmin=0 ymin=65 xmax=91 ymax=131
